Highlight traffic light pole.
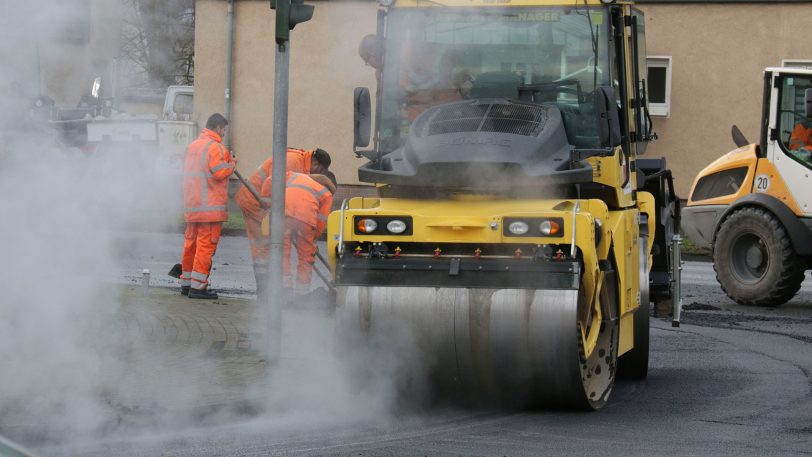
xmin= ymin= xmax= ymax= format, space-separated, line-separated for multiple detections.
xmin=267 ymin=39 xmax=290 ymax=363
xmin=266 ymin=0 xmax=314 ymax=364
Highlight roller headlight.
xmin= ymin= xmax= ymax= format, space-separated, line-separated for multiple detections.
xmin=354 ymin=216 xmax=413 ymax=235
xmin=386 ymin=219 xmax=407 ymax=234
xmin=356 ymin=218 xmax=378 ymax=233
xmin=539 ymin=220 xmax=561 ymax=236
xmin=504 ymin=217 xmax=565 ymax=237
xmin=508 ymin=221 xmax=529 ymax=235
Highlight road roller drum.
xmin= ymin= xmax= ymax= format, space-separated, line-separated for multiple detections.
xmin=336 ymin=284 xmax=618 ymax=410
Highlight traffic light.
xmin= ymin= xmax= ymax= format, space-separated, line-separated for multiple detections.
xmin=270 ymin=0 xmax=314 ymax=44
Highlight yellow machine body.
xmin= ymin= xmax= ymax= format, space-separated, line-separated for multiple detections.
xmin=329 ymin=190 xmax=658 ymax=351
xmin=327 ymin=0 xmax=676 ymax=409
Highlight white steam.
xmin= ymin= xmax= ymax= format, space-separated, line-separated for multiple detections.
xmin=0 ymin=1 xmax=432 ymax=454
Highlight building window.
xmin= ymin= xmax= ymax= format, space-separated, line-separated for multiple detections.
xmin=646 ymin=56 xmax=672 ymax=117
xmin=782 ymin=59 xmax=812 ymax=69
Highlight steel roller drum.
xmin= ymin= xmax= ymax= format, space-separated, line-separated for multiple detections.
xmin=335 ymin=285 xmax=617 ymax=410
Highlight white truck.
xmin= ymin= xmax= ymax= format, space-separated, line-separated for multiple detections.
xmin=86 ymin=85 xmax=196 ymax=171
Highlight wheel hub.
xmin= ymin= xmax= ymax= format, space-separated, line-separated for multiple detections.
xmin=745 ymin=245 xmax=764 ymax=269
xmin=731 ymin=233 xmax=767 ymax=282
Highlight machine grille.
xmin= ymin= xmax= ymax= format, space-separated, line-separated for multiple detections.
xmin=425 ymin=102 xmax=548 ymax=137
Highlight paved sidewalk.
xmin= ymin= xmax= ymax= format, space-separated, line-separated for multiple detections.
xmin=111 ymin=284 xmax=337 ymax=414
xmin=114 ymin=285 xmax=270 ymax=410
xmin=113 ymin=232 xmax=332 ymax=299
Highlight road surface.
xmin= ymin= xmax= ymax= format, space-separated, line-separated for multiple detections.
xmin=19 ymin=232 xmax=812 ymax=456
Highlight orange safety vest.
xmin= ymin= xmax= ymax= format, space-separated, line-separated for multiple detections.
xmin=183 ymin=129 xmax=235 ymax=222
xmin=236 ymin=148 xmax=313 ymax=214
xmin=285 ymin=172 xmax=333 ymax=234
xmin=261 ymin=171 xmax=333 ymax=234
xmin=790 ymin=123 xmax=812 ymax=150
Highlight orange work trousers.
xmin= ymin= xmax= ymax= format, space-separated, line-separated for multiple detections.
xmin=242 ymin=209 xmax=270 ymax=269
xmin=236 ymin=189 xmax=271 ymax=292
xmin=283 ymin=217 xmax=318 ymax=288
xmin=180 ymin=222 xmax=222 ymax=290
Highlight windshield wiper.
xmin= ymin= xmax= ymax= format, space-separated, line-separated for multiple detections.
xmin=574 ymin=0 xmax=600 ymax=89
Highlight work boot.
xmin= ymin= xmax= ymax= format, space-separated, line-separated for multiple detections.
xmin=188 ymin=288 xmax=218 ymax=300
xmin=180 ymin=286 xmax=190 ymax=296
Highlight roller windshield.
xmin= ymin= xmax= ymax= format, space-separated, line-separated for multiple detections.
xmin=379 ymin=6 xmax=611 ymax=152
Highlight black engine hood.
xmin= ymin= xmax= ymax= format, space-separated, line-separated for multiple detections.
xmin=359 ymin=99 xmax=591 ymax=189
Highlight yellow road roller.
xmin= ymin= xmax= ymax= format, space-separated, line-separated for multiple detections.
xmin=327 ymin=0 xmax=680 ymax=410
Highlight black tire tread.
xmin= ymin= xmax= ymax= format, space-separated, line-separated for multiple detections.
xmin=713 ymin=207 xmax=804 ymax=307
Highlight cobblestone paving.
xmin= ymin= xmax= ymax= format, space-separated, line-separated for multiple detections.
xmin=112 ymin=285 xmax=272 ymax=411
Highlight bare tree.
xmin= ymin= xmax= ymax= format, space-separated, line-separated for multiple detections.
xmin=119 ymin=0 xmax=194 ymax=88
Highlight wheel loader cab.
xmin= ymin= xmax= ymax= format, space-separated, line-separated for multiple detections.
xmin=683 ymin=67 xmax=812 ymax=307
xmin=331 ymin=0 xmax=678 ymax=410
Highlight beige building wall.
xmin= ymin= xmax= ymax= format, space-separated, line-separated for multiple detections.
xmin=195 ymin=1 xmax=812 ymax=195
xmin=195 ymin=0 xmax=378 ymax=186
xmin=640 ymin=3 xmax=812 ymax=196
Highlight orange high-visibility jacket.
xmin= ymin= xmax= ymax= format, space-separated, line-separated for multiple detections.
xmin=790 ymin=123 xmax=812 ymax=150
xmin=236 ymin=148 xmax=313 ymax=215
xmin=183 ymin=129 xmax=235 ymax=222
xmin=261 ymin=171 xmax=333 ymax=235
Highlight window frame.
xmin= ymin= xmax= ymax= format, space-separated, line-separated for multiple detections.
xmin=774 ymin=73 xmax=812 ymax=170
xmin=646 ymin=55 xmax=672 ymax=117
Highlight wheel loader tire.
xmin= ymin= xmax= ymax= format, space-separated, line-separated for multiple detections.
xmin=713 ymin=207 xmax=804 ymax=307
xmin=618 ymin=237 xmax=650 ymax=379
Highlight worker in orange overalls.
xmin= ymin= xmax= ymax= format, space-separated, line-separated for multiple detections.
xmin=235 ymin=148 xmax=331 ymax=293
xmin=789 ymin=118 xmax=812 ymax=160
xmin=179 ymin=113 xmax=236 ymax=299
xmin=260 ymin=170 xmax=336 ymax=294
xmin=400 ymin=33 xmax=471 ymax=122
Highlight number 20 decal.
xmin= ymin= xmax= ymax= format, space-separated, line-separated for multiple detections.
xmin=755 ymin=174 xmax=770 ymax=192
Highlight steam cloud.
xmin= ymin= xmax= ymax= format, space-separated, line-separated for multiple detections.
xmin=0 ymin=2 xmax=424 ymax=454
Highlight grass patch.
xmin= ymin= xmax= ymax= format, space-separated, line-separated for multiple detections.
xmin=223 ymin=207 xmax=245 ymax=231
xmin=681 ymin=235 xmax=710 ymax=256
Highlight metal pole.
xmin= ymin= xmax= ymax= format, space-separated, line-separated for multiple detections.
xmin=36 ymin=42 xmax=42 ymax=97
xmin=224 ymin=0 xmax=235 ymax=149
xmin=267 ymin=40 xmax=290 ymax=362
xmin=111 ymin=58 xmax=117 ymax=102
xmin=671 ymin=234 xmax=683 ymax=327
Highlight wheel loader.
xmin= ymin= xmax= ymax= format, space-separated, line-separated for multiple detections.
xmin=683 ymin=67 xmax=812 ymax=307
xmin=326 ymin=0 xmax=680 ymax=410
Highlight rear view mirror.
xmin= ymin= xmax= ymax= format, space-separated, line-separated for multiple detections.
xmin=593 ymin=86 xmax=621 ymax=148
xmin=354 ymin=87 xmax=371 ymax=148
xmin=358 ymin=34 xmax=383 ymax=69
xmin=805 ymin=88 xmax=812 ymax=118
xmin=731 ymin=125 xmax=749 ymax=148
